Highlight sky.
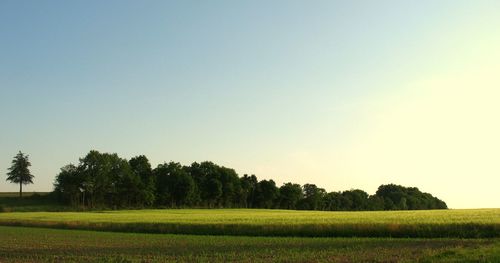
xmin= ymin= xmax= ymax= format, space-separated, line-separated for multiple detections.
xmin=1 ymin=0 xmax=499 ymax=209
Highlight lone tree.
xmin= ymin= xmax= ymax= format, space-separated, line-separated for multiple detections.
xmin=6 ymin=151 xmax=34 ymax=197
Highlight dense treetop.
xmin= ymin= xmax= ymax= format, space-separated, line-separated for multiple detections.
xmin=54 ymin=150 xmax=447 ymax=210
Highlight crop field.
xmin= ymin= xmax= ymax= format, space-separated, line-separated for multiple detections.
xmin=0 ymin=208 xmax=499 ymax=238
xmin=0 ymin=226 xmax=498 ymax=262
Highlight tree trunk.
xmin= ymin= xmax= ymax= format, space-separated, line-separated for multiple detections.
xmin=19 ymin=183 xmax=22 ymax=198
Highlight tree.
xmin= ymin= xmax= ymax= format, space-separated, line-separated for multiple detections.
xmin=254 ymin=179 xmax=279 ymax=209
xmin=298 ymin=184 xmax=325 ymax=210
xmin=375 ymin=184 xmax=447 ymax=210
xmin=367 ymin=195 xmax=385 ymax=210
xmin=188 ymin=161 xmax=222 ymax=207
xmin=240 ymin=174 xmax=258 ymax=208
xmin=54 ymin=150 xmax=146 ymax=208
xmin=322 ymin=192 xmax=341 ymax=211
xmin=54 ymin=164 xmax=83 ymax=206
xmin=204 ymin=177 xmax=222 ymax=208
xmin=279 ymin=183 xmax=303 ymax=209
xmin=154 ymin=162 xmax=196 ymax=207
xmin=6 ymin=151 xmax=34 ymax=197
xmin=50 ymin=150 xmax=448 ymax=211
xmin=341 ymin=189 xmax=369 ymax=210
xmin=218 ymin=167 xmax=241 ymax=208
xmin=112 ymin=157 xmax=141 ymax=207
xmin=129 ymin=155 xmax=156 ymax=206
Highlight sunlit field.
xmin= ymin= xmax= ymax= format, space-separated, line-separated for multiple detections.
xmin=0 ymin=208 xmax=498 ymax=238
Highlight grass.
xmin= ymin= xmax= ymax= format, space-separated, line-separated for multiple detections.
xmin=0 ymin=192 xmax=50 ymax=197
xmin=0 ymin=208 xmax=499 ymax=238
xmin=0 ymin=226 xmax=498 ymax=262
xmin=0 ymin=193 xmax=69 ymax=212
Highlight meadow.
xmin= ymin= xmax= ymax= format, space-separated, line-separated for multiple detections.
xmin=0 ymin=192 xmax=69 ymax=212
xmin=0 ymin=208 xmax=499 ymax=238
xmin=0 ymin=225 xmax=498 ymax=262
xmin=0 ymin=192 xmax=50 ymax=197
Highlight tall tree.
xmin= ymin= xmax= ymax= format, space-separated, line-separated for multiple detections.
xmin=298 ymin=184 xmax=325 ymax=210
xmin=254 ymin=179 xmax=279 ymax=209
xmin=279 ymin=183 xmax=303 ymax=209
xmin=129 ymin=155 xmax=156 ymax=206
xmin=6 ymin=151 xmax=34 ymax=197
xmin=341 ymin=189 xmax=369 ymax=210
xmin=218 ymin=167 xmax=241 ymax=208
xmin=240 ymin=174 xmax=258 ymax=208
xmin=189 ymin=161 xmax=223 ymax=207
xmin=155 ymin=162 xmax=196 ymax=207
xmin=54 ymin=164 xmax=83 ymax=206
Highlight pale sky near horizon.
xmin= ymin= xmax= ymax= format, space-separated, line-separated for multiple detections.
xmin=1 ymin=1 xmax=499 ymax=208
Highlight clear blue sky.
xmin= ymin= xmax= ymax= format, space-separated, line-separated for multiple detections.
xmin=1 ymin=1 xmax=499 ymax=208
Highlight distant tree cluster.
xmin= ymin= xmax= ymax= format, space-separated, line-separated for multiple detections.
xmin=54 ymin=151 xmax=447 ymax=210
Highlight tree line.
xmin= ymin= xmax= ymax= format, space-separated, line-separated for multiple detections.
xmin=52 ymin=151 xmax=447 ymax=210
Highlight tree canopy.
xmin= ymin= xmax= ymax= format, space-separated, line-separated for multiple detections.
xmin=54 ymin=150 xmax=448 ymax=210
xmin=6 ymin=151 xmax=35 ymax=197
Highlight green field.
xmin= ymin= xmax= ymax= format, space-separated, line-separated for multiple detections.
xmin=0 ymin=226 xmax=498 ymax=262
xmin=0 ymin=192 xmax=50 ymax=197
xmin=0 ymin=208 xmax=499 ymax=261
xmin=0 ymin=208 xmax=499 ymax=238
xmin=0 ymin=193 xmax=68 ymax=212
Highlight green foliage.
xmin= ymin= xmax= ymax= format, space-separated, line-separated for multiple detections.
xmin=376 ymin=184 xmax=448 ymax=210
xmin=219 ymin=167 xmax=242 ymax=208
xmin=298 ymin=184 xmax=326 ymax=210
xmin=129 ymin=156 xmax=155 ymax=206
xmin=254 ymin=180 xmax=279 ymax=209
xmin=6 ymin=151 xmax=34 ymax=197
xmin=54 ymin=151 xmax=145 ymax=208
xmin=52 ymin=150 xmax=448 ymax=211
xmin=278 ymin=183 xmax=303 ymax=209
xmin=53 ymin=164 xmax=83 ymax=206
xmin=240 ymin=174 xmax=258 ymax=208
xmin=155 ymin=162 xmax=195 ymax=207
